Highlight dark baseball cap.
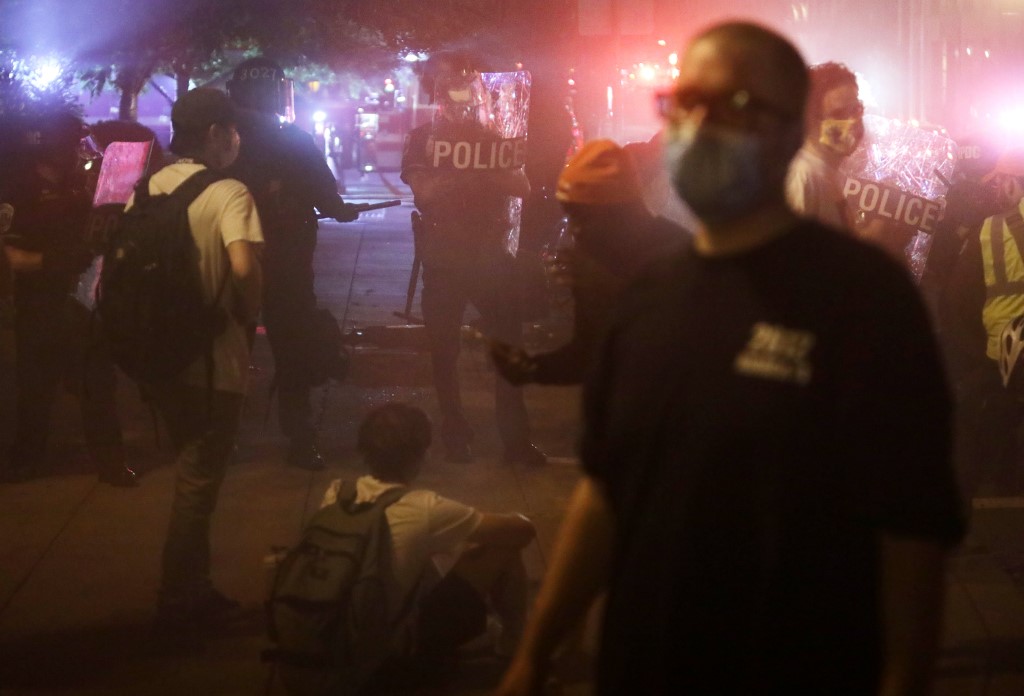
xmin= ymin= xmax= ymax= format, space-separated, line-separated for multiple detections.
xmin=169 ymin=88 xmax=237 ymax=155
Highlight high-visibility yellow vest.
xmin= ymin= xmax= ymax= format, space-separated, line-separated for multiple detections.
xmin=980 ymin=204 xmax=1024 ymax=360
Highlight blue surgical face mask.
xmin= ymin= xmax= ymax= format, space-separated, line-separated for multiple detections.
xmin=664 ymin=122 xmax=766 ymax=224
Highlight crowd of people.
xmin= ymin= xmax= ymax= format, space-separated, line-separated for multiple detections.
xmin=9 ymin=13 xmax=1024 ymax=695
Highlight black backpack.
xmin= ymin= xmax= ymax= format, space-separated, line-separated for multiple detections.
xmin=97 ymin=169 xmax=228 ymax=384
xmin=265 ymin=482 xmax=409 ymax=696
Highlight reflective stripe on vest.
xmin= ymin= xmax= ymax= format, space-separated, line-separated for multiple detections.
xmin=981 ymin=207 xmax=1024 ymax=359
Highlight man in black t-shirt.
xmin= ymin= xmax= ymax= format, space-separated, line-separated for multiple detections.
xmin=498 ymin=21 xmax=964 ymax=696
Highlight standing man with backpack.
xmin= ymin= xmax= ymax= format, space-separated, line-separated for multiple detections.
xmin=126 ymin=88 xmax=263 ymax=626
xmin=226 ymin=57 xmax=360 ymax=472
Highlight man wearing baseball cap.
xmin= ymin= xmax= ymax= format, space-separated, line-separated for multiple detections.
xmin=490 ymin=139 xmax=686 ymax=386
xmin=141 ymin=87 xmax=265 ymax=627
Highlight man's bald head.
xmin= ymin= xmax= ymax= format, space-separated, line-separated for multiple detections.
xmin=688 ymin=22 xmax=809 ymax=124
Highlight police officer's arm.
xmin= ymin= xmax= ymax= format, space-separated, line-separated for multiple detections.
xmin=404 ymin=168 xmax=461 ymax=208
xmin=227 ymin=239 xmax=261 ymax=323
xmin=290 ymin=126 xmax=356 ymax=221
xmin=491 ymin=167 xmax=531 ymax=198
xmin=496 ymin=476 xmax=614 ymax=696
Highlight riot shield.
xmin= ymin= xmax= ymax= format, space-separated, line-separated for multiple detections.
xmin=76 ymin=140 xmax=152 ymax=309
xmin=428 ymin=70 xmax=531 ymax=257
xmin=840 ymin=115 xmax=957 ymax=278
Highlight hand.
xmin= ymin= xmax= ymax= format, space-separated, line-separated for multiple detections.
xmin=490 ymin=340 xmax=538 ymax=386
xmin=334 ymin=203 xmax=360 ymax=223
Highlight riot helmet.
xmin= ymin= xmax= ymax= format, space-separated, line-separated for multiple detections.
xmin=433 ymin=68 xmax=491 ymax=129
xmin=955 ymin=134 xmax=1000 ymax=182
xmin=999 ymin=314 xmax=1024 ymax=395
xmin=24 ymin=110 xmax=88 ymax=156
xmin=227 ymin=57 xmax=294 ymax=118
xmin=21 ymin=109 xmax=90 ymax=176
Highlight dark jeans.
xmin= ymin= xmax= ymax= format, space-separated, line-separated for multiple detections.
xmin=954 ymin=361 xmax=1024 ymax=498
xmin=10 ymin=293 xmax=122 ymax=471
xmin=420 ymin=258 xmax=531 ymax=453
xmin=149 ymin=380 xmax=243 ymax=606
xmin=263 ymin=248 xmax=317 ymax=447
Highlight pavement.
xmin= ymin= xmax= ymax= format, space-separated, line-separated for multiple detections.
xmin=0 ymin=170 xmax=1022 ymax=695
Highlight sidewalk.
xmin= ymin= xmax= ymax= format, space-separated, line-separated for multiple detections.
xmin=1 ymin=174 xmax=1023 ymax=695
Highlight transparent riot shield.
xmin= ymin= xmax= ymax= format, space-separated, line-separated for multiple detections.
xmin=428 ymin=70 xmax=531 ymax=257
xmin=840 ymin=115 xmax=957 ymax=279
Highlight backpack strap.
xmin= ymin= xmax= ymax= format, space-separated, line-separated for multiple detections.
xmin=167 ymin=168 xmax=230 ymax=417
xmin=336 ymin=480 xmax=408 ymax=512
xmin=1006 ymin=210 xmax=1024 ymax=264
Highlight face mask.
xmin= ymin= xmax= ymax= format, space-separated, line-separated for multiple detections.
xmin=664 ymin=123 xmax=766 ymax=223
xmin=819 ymin=118 xmax=863 ymax=156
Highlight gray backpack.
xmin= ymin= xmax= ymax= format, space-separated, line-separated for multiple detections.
xmin=265 ymin=482 xmax=408 ymax=695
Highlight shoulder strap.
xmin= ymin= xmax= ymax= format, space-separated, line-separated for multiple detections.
xmin=130 ymin=168 xmax=224 ymax=208
xmin=1006 ymin=210 xmax=1024 ymax=261
xmin=133 ymin=175 xmax=152 ymax=205
xmin=173 ymin=168 xmax=225 ymax=205
xmin=336 ymin=481 xmax=408 ymax=513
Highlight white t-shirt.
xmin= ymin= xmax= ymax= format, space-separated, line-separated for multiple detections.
xmin=127 ymin=162 xmax=263 ymax=394
xmin=786 ymin=144 xmax=850 ymax=231
xmin=321 ymin=475 xmax=482 ymax=609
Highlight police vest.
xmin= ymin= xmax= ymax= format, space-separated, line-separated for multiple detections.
xmin=980 ymin=205 xmax=1024 ymax=359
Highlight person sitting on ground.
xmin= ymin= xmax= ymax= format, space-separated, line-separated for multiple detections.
xmin=322 ymin=402 xmax=536 ymax=681
xmin=490 ymin=139 xmax=687 ymax=385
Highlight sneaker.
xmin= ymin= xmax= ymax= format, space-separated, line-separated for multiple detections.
xmin=288 ymin=442 xmax=325 ymax=471
xmin=503 ymin=443 xmax=548 ymax=467
xmin=98 ymin=465 xmax=139 ymax=488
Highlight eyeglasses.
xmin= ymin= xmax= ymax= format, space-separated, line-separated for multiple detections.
xmin=656 ymin=88 xmax=796 ymax=129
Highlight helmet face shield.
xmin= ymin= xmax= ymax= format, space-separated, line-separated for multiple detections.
xmin=433 ymin=71 xmax=491 ymax=129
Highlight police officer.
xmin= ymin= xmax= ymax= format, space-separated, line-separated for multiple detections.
xmin=921 ymin=134 xmax=1003 ymax=317
xmin=0 ymin=109 xmax=135 ymax=485
xmin=226 ymin=57 xmax=359 ymax=470
xmin=401 ymin=54 xmax=545 ymax=466
xmin=942 ymin=148 xmax=1024 ymax=498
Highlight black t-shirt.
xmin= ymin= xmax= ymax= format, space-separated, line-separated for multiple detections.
xmin=582 ymin=222 xmax=965 ymax=694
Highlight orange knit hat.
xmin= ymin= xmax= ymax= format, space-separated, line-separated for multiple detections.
xmin=556 ymin=139 xmax=644 ymax=205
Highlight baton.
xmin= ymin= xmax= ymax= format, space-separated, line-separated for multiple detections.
xmin=317 ymin=199 xmax=402 ymax=219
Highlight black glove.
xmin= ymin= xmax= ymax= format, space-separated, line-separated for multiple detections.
xmin=490 ymin=340 xmax=538 ymax=386
xmin=334 ymin=203 xmax=360 ymax=223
